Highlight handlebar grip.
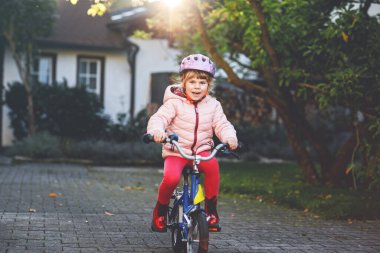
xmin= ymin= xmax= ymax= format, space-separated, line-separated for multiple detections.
xmin=142 ymin=133 xmax=154 ymax=144
xmin=143 ymin=133 xmax=179 ymax=144
xmin=168 ymin=133 xmax=179 ymax=142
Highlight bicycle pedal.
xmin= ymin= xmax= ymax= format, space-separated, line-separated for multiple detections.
xmin=208 ymin=225 xmax=221 ymax=232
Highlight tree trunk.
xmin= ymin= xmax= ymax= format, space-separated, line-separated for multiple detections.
xmin=25 ymin=79 xmax=36 ymax=136
xmin=4 ymin=32 xmax=36 ymax=136
xmin=299 ymin=119 xmax=334 ymax=183
xmin=271 ymin=97 xmax=319 ymax=184
xmin=289 ymin=100 xmax=334 ymax=183
xmin=15 ymin=56 xmax=36 ymax=137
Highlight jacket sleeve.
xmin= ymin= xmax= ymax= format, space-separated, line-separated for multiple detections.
xmin=147 ymin=100 xmax=177 ymax=134
xmin=212 ymin=101 xmax=237 ymax=143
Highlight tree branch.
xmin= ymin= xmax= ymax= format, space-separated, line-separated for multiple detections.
xmin=247 ymin=0 xmax=280 ymax=71
xmin=295 ymin=82 xmax=323 ymax=92
xmin=3 ymin=31 xmax=27 ymax=84
xmin=361 ymin=0 xmax=373 ymax=14
xmin=188 ymin=0 xmax=267 ymax=95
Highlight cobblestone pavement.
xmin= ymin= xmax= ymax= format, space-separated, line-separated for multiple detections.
xmin=0 ymin=163 xmax=379 ymax=253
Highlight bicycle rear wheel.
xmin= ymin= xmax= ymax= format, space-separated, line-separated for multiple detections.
xmin=186 ymin=211 xmax=209 ymax=253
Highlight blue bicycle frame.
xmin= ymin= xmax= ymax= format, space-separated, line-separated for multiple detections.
xmin=170 ymin=164 xmax=204 ymax=240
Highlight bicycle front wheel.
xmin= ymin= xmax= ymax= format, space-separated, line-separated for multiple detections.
xmin=186 ymin=211 xmax=209 ymax=253
xmin=171 ymin=204 xmax=185 ymax=253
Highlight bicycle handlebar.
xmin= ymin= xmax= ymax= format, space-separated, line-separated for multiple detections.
xmin=142 ymin=133 xmax=228 ymax=161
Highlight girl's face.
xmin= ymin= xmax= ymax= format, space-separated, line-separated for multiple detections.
xmin=184 ymin=77 xmax=209 ymax=101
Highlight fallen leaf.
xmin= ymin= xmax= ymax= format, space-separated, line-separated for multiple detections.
xmin=123 ymin=185 xmax=145 ymax=191
xmin=48 ymin=193 xmax=58 ymax=198
xmin=104 ymin=211 xmax=114 ymax=216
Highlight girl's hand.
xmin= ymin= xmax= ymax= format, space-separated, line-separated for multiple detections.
xmin=152 ymin=130 xmax=167 ymax=143
xmin=226 ymin=137 xmax=238 ymax=150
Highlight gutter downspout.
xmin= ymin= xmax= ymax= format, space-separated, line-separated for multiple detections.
xmin=124 ymin=37 xmax=139 ymax=120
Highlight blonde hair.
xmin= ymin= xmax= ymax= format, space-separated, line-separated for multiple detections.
xmin=180 ymin=70 xmax=214 ymax=92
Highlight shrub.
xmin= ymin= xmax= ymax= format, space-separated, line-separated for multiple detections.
xmin=4 ymin=82 xmax=29 ymax=139
xmin=62 ymin=139 xmax=161 ymax=163
xmin=5 ymin=131 xmax=62 ymax=158
xmin=5 ymin=82 xmax=110 ymax=140
xmin=5 ymin=132 xmax=162 ymax=164
xmin=106 ymin=109 xmax=149 ymax=142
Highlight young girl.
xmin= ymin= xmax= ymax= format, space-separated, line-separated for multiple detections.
xmin=147 ymin=53 xmax=238 ymax=232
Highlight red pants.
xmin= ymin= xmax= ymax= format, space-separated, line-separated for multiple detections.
xmin=157 ymin=151 xmax=220 ymax=205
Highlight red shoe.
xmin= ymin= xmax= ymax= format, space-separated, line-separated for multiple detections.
xmin=207 ymin=214 xmax=219 ymax=226
xmin=205 ymin=197 xmax=221 ymax=232
xmin=151 ymin=202 xmax=168 ymax=233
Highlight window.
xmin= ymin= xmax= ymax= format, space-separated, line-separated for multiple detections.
xmin=77 ymin=56 xmax=104 ymax=102
xmin=150 ymin=72 xmax=176 ymax=105
xmin=31 ymin=54 xmax=56 ymax=85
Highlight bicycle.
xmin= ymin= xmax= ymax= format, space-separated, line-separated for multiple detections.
xmin=143 ymin=133 xmax=232 ymax=253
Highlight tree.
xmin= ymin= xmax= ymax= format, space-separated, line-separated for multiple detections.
xmin=148 ymin=0 xmax=380 ymax=187
xmin=67 ymin=0 xmax=110 ymax=16
xmin=0 ymin=0 xmax=56 ymax=136
xmin=68 ymin=0 xmax=380 ymax=187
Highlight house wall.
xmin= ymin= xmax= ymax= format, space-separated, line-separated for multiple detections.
xmin=1 ymin=48 xmax=130 ymax=146
xmin=132 ymin=38 xmax=180 ymax=114
xmin=53 ymin=49 xmax=131 ymax=120
xmin=1 ymin=39 xmax=179 ymax=146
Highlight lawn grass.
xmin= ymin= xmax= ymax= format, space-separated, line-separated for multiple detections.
xmin=219 ymin=161 xmax=380 ymax=220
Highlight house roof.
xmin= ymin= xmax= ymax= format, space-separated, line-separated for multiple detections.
xmin=39 ymin=0 xmax=125 ymax=51
xmin=108 ymin=2 xmax=160 ymax=35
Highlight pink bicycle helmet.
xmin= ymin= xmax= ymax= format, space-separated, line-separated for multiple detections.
xmin=179 ymin=54 xmax=216 ymax=77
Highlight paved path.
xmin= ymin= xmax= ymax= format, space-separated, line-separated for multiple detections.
xmin=0 ymin=163 xmax=379 ymax=253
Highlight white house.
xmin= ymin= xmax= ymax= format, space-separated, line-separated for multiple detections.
xmin=0 ymin=0 xmax=180 ymax=146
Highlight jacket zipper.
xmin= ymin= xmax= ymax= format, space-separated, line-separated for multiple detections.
xmin=191 ymin=103 xmax=199 ymax=155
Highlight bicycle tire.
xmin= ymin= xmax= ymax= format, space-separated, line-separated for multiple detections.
xmin=186 ymin=211 xmax=209 ymax=253
xmin=171 ymin=205 xmax=185 ymax=253
xmin=171 ymin=224 xmax=185 ymax=253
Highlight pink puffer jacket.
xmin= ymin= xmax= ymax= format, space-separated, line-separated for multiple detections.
xmin=147 ymin=84 xmax=237 ymax=158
